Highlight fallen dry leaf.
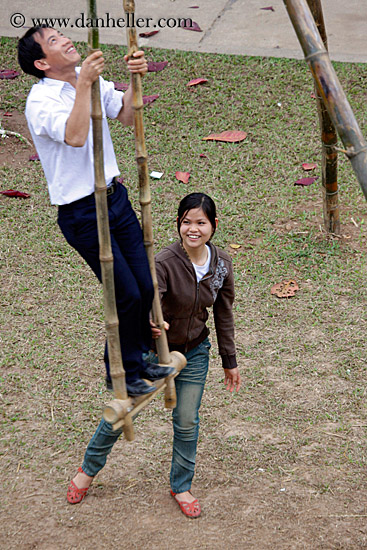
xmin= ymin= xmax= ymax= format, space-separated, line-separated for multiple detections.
xmin=114 ymin=82 xmax=129 ymax=91
xmin=271 ymin=279 xmax=299 ymax=298
xmin=0 ymin=189 xmax=30 ymax=198
xmin=147 ymin=61 xmax=168 ymax=72
xmin=143 ymin=94 xmax=159 ymax=105
xmin=175 ymin=171 xmax=190 ymax=184
xmin=187 ymin=78 xmax=208 ymax=87
xmin=203 ymin=130 xmax=247 ymax=143
xmin=180 ymin=20 xmax=202 ymax=32
xmin=139 ymin=30 xmax=159 ymax=38
xmin=229 ymin=243 xmax=241 ymax=249
xmin=0 ymin=69 xmax=20 ymax=79
xmin=302 ymin=162 xmax=317 ymax=171
xmin=294 ymin=177 xmax=318 ymax=186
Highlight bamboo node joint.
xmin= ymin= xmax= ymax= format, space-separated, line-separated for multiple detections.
xmin=111 ymin=373 xmax=125 ymax=380
xmin=99 ymin=255 xmax=114 ymax=262
xmin=305 ymin=49 xmax=328 ymax=62
xmin=105 ymin=321 xmax=119 ymax=329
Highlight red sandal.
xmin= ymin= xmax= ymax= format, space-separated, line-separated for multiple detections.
xmin=170 ymin=489 xmax=201 ymax=518
xmin=67 ymin=467 xmax=92 ymax=505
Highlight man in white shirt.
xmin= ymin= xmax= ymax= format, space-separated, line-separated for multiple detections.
xmin=18 ymin=26 xmax=174 ymax=397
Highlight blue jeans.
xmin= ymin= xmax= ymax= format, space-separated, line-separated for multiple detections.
xmin=170 ymin=339 xmax=210 ymax=493
xmin=81 ymin=339 xmax=211 ymax=489
xmin=58 ymin=182 xmax=154 ymax=383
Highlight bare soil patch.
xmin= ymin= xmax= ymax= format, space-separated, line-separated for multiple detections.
xmin=0 ymin=110 xmax=36 ymax=167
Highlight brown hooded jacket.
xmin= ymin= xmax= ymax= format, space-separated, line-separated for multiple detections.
xmin=155 ymin=241 xmax=237 ymax=369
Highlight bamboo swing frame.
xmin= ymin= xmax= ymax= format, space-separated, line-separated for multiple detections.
xmin=87 ymin=0 xmax=186 ymax=439
xmin=306 ymin=0 xmax=339 ymax=235
xmin=121 ymin=0 xmax=186 ymax=409
xmin=283 ymin=0 xmax=367 ymax=202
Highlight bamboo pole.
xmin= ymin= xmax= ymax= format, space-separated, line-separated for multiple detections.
xmin=283 ymin=0 xmax=367 ymax=201
xmin=306 ymin=0 xmax=339 ymax=234
xmin=103 ymin=353 xmax=186 ymax=427
xmin=104 ymin=351 xmax=186 ymax=430
xmin=88 ymin=0 xmax=134 ymax=441
xmin=122 ymin=0 xmax=187 ymax=409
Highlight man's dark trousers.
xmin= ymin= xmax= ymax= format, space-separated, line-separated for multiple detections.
xmin=58 ymin=181 xmax=154 ymax=383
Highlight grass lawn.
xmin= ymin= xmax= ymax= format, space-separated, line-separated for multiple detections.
xmin=1 ymin=35 xmax=367 ymax=549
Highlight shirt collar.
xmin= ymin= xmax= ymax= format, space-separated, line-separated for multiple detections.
xmin=40 ymin=67 xmax=81 ymax=90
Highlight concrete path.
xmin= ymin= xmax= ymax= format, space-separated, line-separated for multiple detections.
xmin=1 ymin=0 xmax=367 ymax=62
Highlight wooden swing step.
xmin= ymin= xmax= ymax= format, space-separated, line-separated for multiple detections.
xmin=103 ymin=351 xmax=186 ymax=431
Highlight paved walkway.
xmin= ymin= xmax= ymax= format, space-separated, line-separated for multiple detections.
xmin=1 ymin=0 xmax=367 ymax=62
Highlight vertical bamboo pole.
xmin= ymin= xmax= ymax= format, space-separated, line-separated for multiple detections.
xmin=123 ymin=0 xmax=184 ymax=408
xmin=88 ymin=0 xmax=134 ymax=440
xmin=283 ymin=0 xmax=367 ymax=201
xmin=306 ymin=0 xmax=339 ymax=234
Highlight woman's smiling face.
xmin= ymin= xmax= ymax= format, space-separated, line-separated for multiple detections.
xmin=179 ymin=207 xmax=216 ymax=251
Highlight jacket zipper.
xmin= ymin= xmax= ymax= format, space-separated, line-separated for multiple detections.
xmin=184 ymin=270 xmax=213 ymax=353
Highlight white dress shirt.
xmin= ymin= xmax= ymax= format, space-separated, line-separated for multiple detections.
xmin=25 ymin=68 xmax=123 ymax=205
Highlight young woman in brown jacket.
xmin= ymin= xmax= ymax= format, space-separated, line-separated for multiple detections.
xmin=152 ymin=192 xmax=241 ymax=517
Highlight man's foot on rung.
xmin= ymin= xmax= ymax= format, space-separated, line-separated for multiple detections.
xmin=140 ymin=362 xmax=175 ymax=382
xmin=106 ymin=375 xmax=160 ymax=396
xmin=126 ymin=378 xmax=156 ymax=397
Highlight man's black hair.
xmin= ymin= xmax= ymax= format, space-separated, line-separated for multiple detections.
xmin=18 ymin=26 xmax=48 ymax=79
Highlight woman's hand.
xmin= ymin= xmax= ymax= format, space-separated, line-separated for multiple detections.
xmin=223 ymin=367 xmax=241 ymax=393
xmin=150 ymin=319 xmax=169 ymax=339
